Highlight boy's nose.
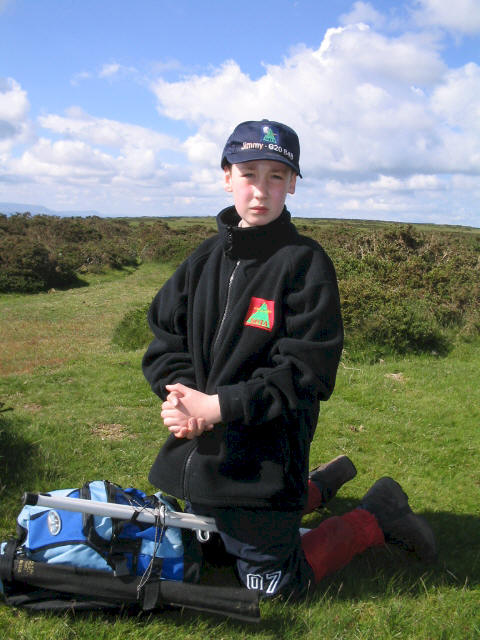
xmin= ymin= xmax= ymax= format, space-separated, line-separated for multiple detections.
xmin=253 ymin=180 xmax=268 ymax=198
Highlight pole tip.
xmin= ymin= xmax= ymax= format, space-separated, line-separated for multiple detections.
xmin=23 ymin=492 xmax=39 ymax=506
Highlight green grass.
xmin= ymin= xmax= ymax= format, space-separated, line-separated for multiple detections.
xmin=1 ymin=263 xmax=479 ymax=639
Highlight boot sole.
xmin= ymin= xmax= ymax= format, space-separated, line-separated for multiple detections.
xmin=386 ymin=512 xmax=438 ymax=563
xmin=309 ymin=455 xmax=357 ymax=482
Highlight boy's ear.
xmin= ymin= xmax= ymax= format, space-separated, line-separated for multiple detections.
xmin=288 ymin=172 xmax=297 ymax=195
xmin=224 ymin=166 xmax=233 ymax=193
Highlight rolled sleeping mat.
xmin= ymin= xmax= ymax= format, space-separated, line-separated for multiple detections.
xmin=11 ymin=557 xmax=260 ymax=623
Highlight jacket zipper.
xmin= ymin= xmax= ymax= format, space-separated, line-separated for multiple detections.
xmin=183 ymin=441 xmax=197 ymax=500
xmin=184 ymin=260 xmax=240 ymax=499
xmin=213 ymin=260 xmax=240 ymax=355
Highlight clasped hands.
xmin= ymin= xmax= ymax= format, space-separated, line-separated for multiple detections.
xmin=161 ymin=383 xmax=222 ymax=439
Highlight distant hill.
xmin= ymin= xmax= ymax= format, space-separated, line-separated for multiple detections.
xmin=0 ymin=202 xmax=101 ymax=217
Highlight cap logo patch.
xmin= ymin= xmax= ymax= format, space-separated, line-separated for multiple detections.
xmin=262 ymin=126 xmax=277 ymax=144
xmin=244 ymin=297 xmax=275 ymax=332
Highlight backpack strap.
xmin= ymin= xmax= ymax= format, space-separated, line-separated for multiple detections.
xmin=80 ymin=481 xmax=144 ymax=577
xmin=0 ymin=539 xmax=18 ymax=582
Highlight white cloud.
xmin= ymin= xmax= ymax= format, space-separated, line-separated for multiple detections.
xmin=151 ymin=24 xmax=458 ymax=179
xmin=146 ymin=22 xmax=480 ymax=225
xmin=1 ymin=17 xmax=480 ymax=225
xmin=150 ymin=58 xmax=184 ymax=74
xmin=99 ymin=63 xmax=123 ymax=78
xmin=11 ymin=138 xmax=116 ymax=179
xmin=0 ymin=77 xmax=29 ymax=123
xmin=431 ymin=62 xmax=480 ymax=131
xmin=38 ymin=108 xmax=179 ymax=151
xmin=0 ymin=77 xmax=33 ymax=158
xmin=70 ymin=71 xmax=92 ymax=86
xmin=413 ymin=0 xmax=480 ymax=35
xmin=0 ymin=83 xmax=192 ymax=213
xmin=20 ymin=110 xmax=183 ymax=185
xmin=339 ymin=1 xmax=386 ymax=28
xmin=70 ymin=62 xmax=138 ymax=86
xmin=98 ymin=62 xmax=138 ymax=79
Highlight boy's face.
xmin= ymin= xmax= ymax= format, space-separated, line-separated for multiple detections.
xmin=224 ymin=160 xmax=296 ymax=227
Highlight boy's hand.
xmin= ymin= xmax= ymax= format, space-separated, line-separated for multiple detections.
xmin=161 ymin=383 xmax=221 ymax=439
xmin=165 ymin=384 xmax=222 ymax=425
xmin=165 ymin=416 xmax=213 ymax=440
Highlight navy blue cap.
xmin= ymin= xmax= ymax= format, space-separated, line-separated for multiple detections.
xmin=221 ymin=119 xmax=302 ymax=177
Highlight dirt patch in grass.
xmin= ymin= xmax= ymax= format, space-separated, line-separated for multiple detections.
xmin=91 ymin=423 xmax=135 ymax=441
xmin=22 ymin=403 xmax=43 ymax=412
xmin=385 ymin=372 xmax=406 ymax=383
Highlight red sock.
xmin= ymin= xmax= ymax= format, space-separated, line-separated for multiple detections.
xmin=303 ymin=479 xmax=324 ymax=514
xmin=301 ymin=508 xmax=385 ymax=583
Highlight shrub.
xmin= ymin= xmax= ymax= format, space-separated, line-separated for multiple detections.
xmin=356 ymin=297 xmax=450 ymax=355
xmin=137 ymin=220 xmax=216 ymax=265
xmin=0 ymin=235 xmax=80 ymax=293
xmin=112 ymin=303 xmax=152 ymax=350
xmin=3 ymin=213 xmax=479 ymax=356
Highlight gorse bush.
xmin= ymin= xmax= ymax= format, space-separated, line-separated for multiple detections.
xmin=0 ymin=235 xmax=81 ymax=292
xmin=0 ymin=213 xmax=139 ymax=290
xmin=0 ymin=213 xmax=214 ymax=293
xmin=358 ymin=297 xmax=449 ymax=355
xmin=2 ymin=212 xmax=479 ymax=355
xmin=112 ymin=303 xmax=152 ymax=351
xmin=137 ymin=220 xmax=216 ymax=264
xmin=307 ymin=223 xmax=480 ymax=356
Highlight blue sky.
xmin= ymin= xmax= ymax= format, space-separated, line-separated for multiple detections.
xmin=1 ymin=0 xmax=480 ymax=226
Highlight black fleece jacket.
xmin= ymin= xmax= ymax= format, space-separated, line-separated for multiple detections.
xmin=142 ymin=206 xmax=343 ymax=511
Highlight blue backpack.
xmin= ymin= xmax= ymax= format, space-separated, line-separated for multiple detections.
xmin=0 ymin=481 xmax=260 ymax=621
xmin=0 ymin=480 xmax=202 ymax=611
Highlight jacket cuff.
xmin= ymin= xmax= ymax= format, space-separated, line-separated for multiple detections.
xmin=218 ymin=383 xmax=245 ymax=423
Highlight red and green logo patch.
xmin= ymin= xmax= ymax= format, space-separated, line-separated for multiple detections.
xmin=244 ymin=297 xmax=275 ymax=332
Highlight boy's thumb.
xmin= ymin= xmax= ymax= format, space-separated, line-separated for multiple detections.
xmin=166 ymin=383 xmax=185 ymax=398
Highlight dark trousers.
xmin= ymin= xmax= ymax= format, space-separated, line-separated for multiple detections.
xmin=189 ymin=480 xmax=384 ymax=598
xmin=190 ymin=503 xmax=315 ymax=599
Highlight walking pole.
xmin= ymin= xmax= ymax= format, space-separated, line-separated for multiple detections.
xmin=23 ymin=492 xmax=218 ymax=540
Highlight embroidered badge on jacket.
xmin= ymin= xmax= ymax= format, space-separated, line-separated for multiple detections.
xmin=244 ymin=297 xmax=275 ymax=331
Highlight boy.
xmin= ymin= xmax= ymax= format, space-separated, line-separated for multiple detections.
xmin=142 ymin=119 xmax=436 ymax=599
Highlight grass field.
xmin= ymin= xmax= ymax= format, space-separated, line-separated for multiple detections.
xmin=1 ymin=261 xmax=479 ymax=639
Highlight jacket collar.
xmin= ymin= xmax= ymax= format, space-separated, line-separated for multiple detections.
xmin=217 ymin=206 xmax=297 ymax=260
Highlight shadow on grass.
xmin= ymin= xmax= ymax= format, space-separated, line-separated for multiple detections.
xmin=304 ymin=496 xmax=480 ymax=600
xmin=51 ymin=274 xmax=89 ymax=291
xmin=1 ymin=460 xmax=477 ymax=633
xmin=0 ymin=414 xmax=40 ymax=497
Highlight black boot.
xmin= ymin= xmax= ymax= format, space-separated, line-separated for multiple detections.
xmin=360 ymin=477 xmax=437 ymax=563
xmin=309 ymin=455 xmax=357 ymax=502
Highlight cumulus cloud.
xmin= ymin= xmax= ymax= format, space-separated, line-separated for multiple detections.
xmin=11 ymin=138 xmax=116 ymax=180
xmin=2 ymin=13 xmax=480 ymax=224
xmin=0 ymin=77 xmax=30 ymax=131
xmin=0 ymin=81 xmax=188 ymax=213
xmin=413 ymin=0 xmax=480 ymax=35
xmin=25 ymin=109 xmax=182 ymax=185
xmin=39 ymin=108 xmax=179 ymax=152
xmin=339 ymin=1 xmax=387 ymax=28
xmin=147 ymin=21 xmax=480 ymax=224
xmin=151 ymin=23 xmax=470 ymax=180
xmin=0 ymin=77 xmax=33 ymax=161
